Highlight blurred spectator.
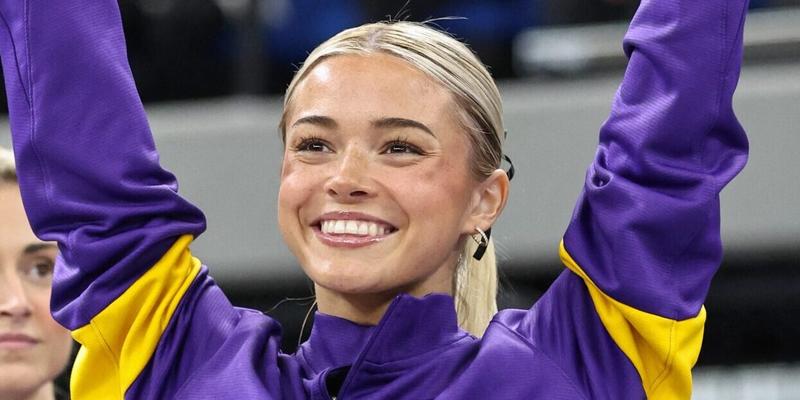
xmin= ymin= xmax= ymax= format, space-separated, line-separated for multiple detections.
xmin=262 ymin=0 xmax=365 ymax=93
xmin=262 ymin=0 xmax=538 ymax=89
xmin=0 ymin=147 xmax=72 ymax=400
xmin=543 ymin=0 xmax=639 ymax=25
xmin=119 ymin=0 xmax=234 ymax=101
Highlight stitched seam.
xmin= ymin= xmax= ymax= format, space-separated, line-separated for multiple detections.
xmin=491 ymin=321 xmax=590 ymax=400
xmin=0 ymin=14 xmax=30 ymax=108
xmin=23 ymin=0 xmax=54 ymax=210
xmin=574 ymin=266 xmax=670 ymax=394
xmin=560 ymin=249 xmax=674 ymax=397
xmin=360 ymin=334 xmax=473 ymax=368
xmin=648 ymin=320 xmax=676 ymax=393
xmin=89 ymin=320 xmax=124 ymax=399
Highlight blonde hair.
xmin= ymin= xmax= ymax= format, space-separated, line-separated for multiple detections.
xmin=0 ymin=146 xmax=17 ymax=183
xmin=280 ymin=21 xmax=505 ymax=337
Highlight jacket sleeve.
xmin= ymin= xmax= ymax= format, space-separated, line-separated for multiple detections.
xmin=497 ymin=0 xmax=750 ymax=399
xmin=563 ymin=0 xmax=750 ymax=396
xmin=0 ymin=1 xmax=268 ymax=398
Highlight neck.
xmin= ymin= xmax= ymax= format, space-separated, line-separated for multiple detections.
xmin=314 ymin=251 xmax=460 ymax=325
xmin=315 ymin=287 xmax=395 ymax=326
xmin=314 ymin=266 xmax=457 ymax=326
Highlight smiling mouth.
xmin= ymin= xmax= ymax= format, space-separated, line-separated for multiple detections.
xmin=312 ymin=216 xmax=398 ymax=248
xmin=319 ymin=219 xmax=396 ymax=237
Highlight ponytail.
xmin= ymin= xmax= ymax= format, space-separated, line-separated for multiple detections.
xmin=454 ymin=237 xmax=498 ymax=337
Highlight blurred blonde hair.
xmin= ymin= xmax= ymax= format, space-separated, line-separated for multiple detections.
xmin=0 ymin=146 xmax=16 ymax=183
xmin=280 ymin=21 xmax=505 ymax=337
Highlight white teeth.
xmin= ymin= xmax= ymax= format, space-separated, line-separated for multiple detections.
xmin=368 ymin=223 xmax=378 ymax=237
xmin=334 ymin=220 xmax=346 ymax=234
xmin=344 ymin=220 xmax=357 ymax=234
xmin=320 ymin=219 xmax=392 ymax=237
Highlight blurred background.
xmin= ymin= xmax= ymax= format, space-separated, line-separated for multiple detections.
xmin=1 ymin=0 xmax=798 ymax=398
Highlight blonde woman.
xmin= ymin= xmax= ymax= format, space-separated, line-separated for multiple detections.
xmin=0 ymin=0 xmax=749 ymax=399
xmin=0 ymin=147 xmax=72 ymax=400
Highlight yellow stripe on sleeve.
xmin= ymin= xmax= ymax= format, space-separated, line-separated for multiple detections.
xmin=559 ymin=241 xmax=705 ymax=400
xmin=69 ymin=235 xmax=201 ymax=399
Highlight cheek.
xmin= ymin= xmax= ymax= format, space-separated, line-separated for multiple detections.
xmin=278 ymin=161 xmax=322 ymax=228
xmin=31 ymin=288 xmax=72 ymax=373
xmin=31 ymin=287 xmax=68 ymax=335
xmin=397 ymin=163 xmax=473 ymax=230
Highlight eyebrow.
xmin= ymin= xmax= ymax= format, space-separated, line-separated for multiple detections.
xmin=372 ymin=117 xmax=435 ymax=137
xmin=292 ymin=115 xmax=435 ymax=137
xmin=291 ymin=115 xmax=338 ymax=129
xmin=22 ymin=243 xmax=56 ymax=255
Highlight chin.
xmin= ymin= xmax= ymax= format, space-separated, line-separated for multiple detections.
xmin=313 ymin=269 xmax=384 ymax=295
xmin=305 ymin=258 xmax=399 ymax=295
xmin=0 ymin=364 xmax=48 ymax=396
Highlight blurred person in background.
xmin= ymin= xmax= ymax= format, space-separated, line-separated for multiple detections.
xmin=118 ymin=0 xmax=232 ymax=101
xmin=0 ymin=0 xmax=749 ymax=399
xmin=0 ymin=147 xmax=71 ymax=400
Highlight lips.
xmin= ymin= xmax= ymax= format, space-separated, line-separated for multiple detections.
xmin=312 ymin=211 xmax=397 ymax=248
xmin=0 ymin=332 xmax=40 ymax=350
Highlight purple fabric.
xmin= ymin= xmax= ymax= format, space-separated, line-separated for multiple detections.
xmin=127 ymin=282 xmax=641 ymax=399
xmin=295 ymin=311 xmax=376 ymax=374
xmin=0 ymin=0 xmax=206 ymax=329
xmin=562 ymin=0 xmax=749 ymax=319
xmin=0 ymin=0 xmax=748 ymax=398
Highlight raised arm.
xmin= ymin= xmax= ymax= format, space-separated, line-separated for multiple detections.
xmin=0 ymin=0 xmax=207 ymax=326
xmin=496 ymin=0 xmax=750 ymax=398
xmin=559 ymin=0 xmax=750 ymax=396
xmin=0 ymin=0 xmax=230 ymax=398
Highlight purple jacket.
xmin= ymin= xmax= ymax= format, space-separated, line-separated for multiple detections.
xmin=0 ymin=0 xmax=748 ymax=399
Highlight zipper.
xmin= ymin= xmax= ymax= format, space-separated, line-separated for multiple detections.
xmin=322 ymin=366 xmax=350 ymax=400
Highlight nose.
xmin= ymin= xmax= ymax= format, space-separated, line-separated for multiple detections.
xmin=324 ymin=148 xmax=375 ymax=202
xmin=0 ymin=270 xmax=33 ymax=320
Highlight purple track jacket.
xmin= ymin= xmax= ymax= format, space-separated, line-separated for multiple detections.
xmin=0 ymin=0 xmax=749 ymax=398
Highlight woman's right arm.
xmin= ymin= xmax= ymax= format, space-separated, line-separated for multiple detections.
xmin=0 ymin=1 xmax=282 ymax=398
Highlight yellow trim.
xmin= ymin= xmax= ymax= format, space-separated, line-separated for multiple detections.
xmin=559 ymin=241 xmax=705 ymax=400
xmin=69 ymin=235 xmax=201 ymax=399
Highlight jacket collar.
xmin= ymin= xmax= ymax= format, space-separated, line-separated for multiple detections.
xmin=299 ymin=293 xmax=470 ymax=372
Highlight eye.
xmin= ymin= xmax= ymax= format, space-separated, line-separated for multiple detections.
xmin=383 ymin=139 xmax=423 ymax=155
xmin=20 ymin=258 xmax=55 ymax=283
xmin=293 ymin=136 xmax=332 ymax=153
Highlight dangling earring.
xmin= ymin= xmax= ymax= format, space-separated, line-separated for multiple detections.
xmin=472 ymin=227 xmax=491 ymax=261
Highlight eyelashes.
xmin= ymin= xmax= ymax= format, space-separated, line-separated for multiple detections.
xmin=383 ymin=137 xmax=425 ymax=155
xmin=291 ymin=136 xmax=330 ymax=152
xmin=291 ymin=135 xmax=426 ymax=156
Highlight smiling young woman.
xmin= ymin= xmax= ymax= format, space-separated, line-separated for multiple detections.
xmin=0 ymin=0 xmax=749 ymax=399
xmin=0 ymin=147 xmax=72 ymax=400
xmin=279 ymin=48 xmax=508 ymax=332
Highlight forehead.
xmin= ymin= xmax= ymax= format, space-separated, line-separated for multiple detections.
xmin=0 ymin=183 xmax=39 ymax=259
xmin=288 ymin=53 xmax=458 ymax=127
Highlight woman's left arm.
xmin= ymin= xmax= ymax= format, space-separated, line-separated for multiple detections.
xmin=560 ymin=0 xmax=750 ymax=396
xmin=497 ymin=1 xmax=750 ymax=398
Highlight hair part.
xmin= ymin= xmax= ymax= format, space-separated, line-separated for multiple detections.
xmin=280 ymin=21 xmax=505 ymax=336
xmin=0 ymin=145 xmax=17 ymax=183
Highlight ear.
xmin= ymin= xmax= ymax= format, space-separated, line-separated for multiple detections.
xmin=462 ymin=169 xmax=510 ymax=234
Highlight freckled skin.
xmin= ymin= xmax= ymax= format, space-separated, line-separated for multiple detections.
xmin=0 ymin=183 xmax=72 ymax=400
xmin=278 ymin=54 xmax=508 ymax=325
